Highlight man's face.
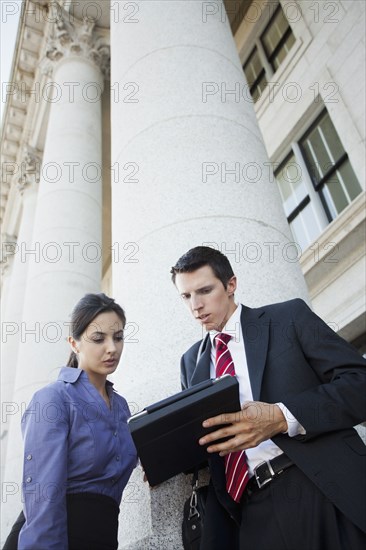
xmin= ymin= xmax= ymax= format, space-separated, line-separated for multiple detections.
xmin=175 ymin=265 xmax=237 ymax=332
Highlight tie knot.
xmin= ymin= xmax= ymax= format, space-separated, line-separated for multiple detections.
xmin=215 ymin=333 xmax=232 ymax=348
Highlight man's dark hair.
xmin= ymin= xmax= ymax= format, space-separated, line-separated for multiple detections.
xmin=170 ymin=246 xmax=234 ymax=288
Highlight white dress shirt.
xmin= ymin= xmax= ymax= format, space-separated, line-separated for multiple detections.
xmin=209 ymin=303 xmax=305 ymax=475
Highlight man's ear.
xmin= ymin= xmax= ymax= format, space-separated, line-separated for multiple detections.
xmin=227 ymin=275 xmax=237 ymax=297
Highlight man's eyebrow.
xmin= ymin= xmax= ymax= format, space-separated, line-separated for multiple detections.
xmin=181 ymin=285 xmax=213 ymax=295
xmin=196 ymin=285 xmax=213 ymax=292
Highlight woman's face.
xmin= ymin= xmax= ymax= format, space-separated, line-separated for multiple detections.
xmin=71 ymin=311 xmax=125 ymax=381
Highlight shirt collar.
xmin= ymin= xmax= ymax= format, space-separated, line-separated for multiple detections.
xmin=209 ymin=303 xmax=242 ymax=346
xmin=57 ymin=366 xmax=114 ymax=388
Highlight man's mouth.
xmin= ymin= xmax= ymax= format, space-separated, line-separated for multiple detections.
xmin=197 ymin=314 xmax=210 ymax=322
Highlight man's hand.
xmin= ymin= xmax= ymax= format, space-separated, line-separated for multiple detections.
xmin=199 ymin=401 xmax=288 ymax=456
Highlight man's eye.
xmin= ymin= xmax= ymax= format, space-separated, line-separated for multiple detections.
xmin=114 ymin=336 xmax=124 ymax=341
xmin=181 ymin=295 xmax=189 ymax=300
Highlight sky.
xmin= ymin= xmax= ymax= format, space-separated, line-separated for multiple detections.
xmin=1 ymin=0 xmax=22 ymax=121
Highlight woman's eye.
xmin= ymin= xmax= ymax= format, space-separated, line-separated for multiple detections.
xmin=115 ymin=336 xmax=124 ymax=342
xmin=92 ymin=338 xmax=104 ymax=343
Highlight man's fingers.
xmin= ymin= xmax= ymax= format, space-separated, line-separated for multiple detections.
xmin=199 ymin=425 xmax=235 ymax=445
xmin=205 ymin=435 xmax=244 ymax=454
xmin=203 ymin=411 xmax=242 ymax=428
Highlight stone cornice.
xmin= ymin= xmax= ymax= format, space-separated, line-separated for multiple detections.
xmin=1 ymin=0 xmax=45 ymax=224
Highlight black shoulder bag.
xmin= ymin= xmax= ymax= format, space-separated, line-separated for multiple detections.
xmin=182 ymin=470 xmax=208 ymax=550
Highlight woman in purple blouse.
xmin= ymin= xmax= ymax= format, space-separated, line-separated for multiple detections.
xmin=4 ymin=293 xmax=138 ymax=550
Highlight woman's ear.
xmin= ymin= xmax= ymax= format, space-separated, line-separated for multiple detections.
xmin=68 ymin=336 xmax=79 ymax=354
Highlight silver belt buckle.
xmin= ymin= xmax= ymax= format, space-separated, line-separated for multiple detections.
xmin=254 ymin=459 xmax=275 ymax=489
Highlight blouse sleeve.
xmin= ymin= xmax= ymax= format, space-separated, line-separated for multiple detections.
xmin=18 ymin=386 xmax=70 ymax=550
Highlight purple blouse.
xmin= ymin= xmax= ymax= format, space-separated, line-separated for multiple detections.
xmin=18 ymin=367 xmax=137 ymax=549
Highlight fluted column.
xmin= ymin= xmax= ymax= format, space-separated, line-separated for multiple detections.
xmin=0 ymin=148 xmax=40 ymax=485
xmin=111 ymin=1 xmax=309 ymax=548
xmin=2 ymin=8 xmax=109 ymax=535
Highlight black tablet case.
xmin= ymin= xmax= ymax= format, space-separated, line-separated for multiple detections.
xmin=128 ymin=375 xmax=240 ymax=485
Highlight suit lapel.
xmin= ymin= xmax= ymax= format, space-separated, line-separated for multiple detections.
xmin=190 ymin=333 xmax=211 ymax=385
xmin=241 ymin=305 xmax=270 ymax=401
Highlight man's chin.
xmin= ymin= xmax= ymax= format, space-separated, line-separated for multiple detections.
xmin=201 ymin=321 xmax=220 ymax=332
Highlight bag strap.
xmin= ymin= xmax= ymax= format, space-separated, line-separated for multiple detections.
xmin=191 ymin=469 xmax=199 ymax=488
xmin=188 ymin=469 xmax=201 ymax=519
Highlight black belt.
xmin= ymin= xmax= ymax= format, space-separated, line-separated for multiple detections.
xmin=246 ymin=453 xmax=293 ymax=495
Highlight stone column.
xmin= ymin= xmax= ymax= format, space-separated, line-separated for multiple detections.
xmin=2 ymin=10 xmax=109 ymax=534
xmin=0 ymin=148 xmax=40 ymax=484
xmin=111 ymin=1 xmax=309 ymax=548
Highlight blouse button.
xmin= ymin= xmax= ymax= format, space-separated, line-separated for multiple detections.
xmin=116 ymin=455 xmax=120 ymax=461
xmin=26 ymin=454 xmax=32 ymax=461
xmin=26 ymin=476 xmax=32 ymax=483
xmin=113 ymin=431 xmax=117 ymax=437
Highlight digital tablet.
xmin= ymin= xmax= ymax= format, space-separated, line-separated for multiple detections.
xmin=128 ymin=375 xmax=240 ymax=486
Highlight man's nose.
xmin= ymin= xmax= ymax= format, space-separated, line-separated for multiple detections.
xmin=191 ymin=295 xmax=203 ymax=311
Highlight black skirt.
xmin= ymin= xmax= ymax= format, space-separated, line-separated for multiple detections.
xmin=2 ymin=493 xmax=120 ymax=550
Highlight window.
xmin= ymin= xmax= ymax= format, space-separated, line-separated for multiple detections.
xmin=243 ymin=4 xmax=295 ymax=102
xmin=299 ymin=111 xmax=361 ymax=222
xmin=276 ymin=154 xmax=324 ymax=251
xmin=275 ymin=110 xmax=362 ymax=249
xmin=243 ymin=48 xmax=267 ymax=103
xmin=261 ymin=5 xmax=296 ymax=72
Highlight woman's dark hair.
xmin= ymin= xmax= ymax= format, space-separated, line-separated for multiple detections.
xmin=170 ymin=246 xmax=234 ymax=288
xmin=67 ymin=293 xmax=126 ymax=368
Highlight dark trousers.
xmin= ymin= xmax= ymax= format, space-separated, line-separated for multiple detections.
xmin=2 ymin=493 xmax=119 ymax=550
xmin=240 ymin=466 xmax=366 ymax=550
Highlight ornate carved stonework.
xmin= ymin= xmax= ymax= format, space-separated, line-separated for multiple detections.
xmin=17 ymin=147 xmax=41 ymax=194
xmin=44 ymin=3 xmax=110 ymax=78
xmin=0 ymin=233 xmax=17 ymax=276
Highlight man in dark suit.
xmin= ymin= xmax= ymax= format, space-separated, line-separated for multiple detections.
xmin=171 ymin=246 xmax=366 ymax=550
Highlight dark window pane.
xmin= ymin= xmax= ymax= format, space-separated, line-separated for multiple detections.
xmin=261 ymin=6 xmax=295 ymax=72
xmin=338 ymin=161 xmax=362 ymax=200
xmin=243 ymin=48 xmax=268 ymax=102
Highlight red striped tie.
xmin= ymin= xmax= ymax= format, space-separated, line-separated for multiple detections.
xmin=215 ymin=333 xmax=249 ymax=502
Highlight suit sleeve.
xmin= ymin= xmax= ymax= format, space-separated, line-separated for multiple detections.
xmin=18 ymin=387 xmax=69 ymax=550
xmin=281 ymin=299 xmax=366 ymax=438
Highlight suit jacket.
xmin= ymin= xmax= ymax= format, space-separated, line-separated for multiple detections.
xmin=180 ymin=299 xmax=366 ymax=533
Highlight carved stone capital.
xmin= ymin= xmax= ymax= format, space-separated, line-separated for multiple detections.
xmin=43 ymin=3 xmax=110 ymax=79
xmin=17 ymin=147 xmax=42 ymax=193
xmin=90 ymin=38 xmax=110 ymax=80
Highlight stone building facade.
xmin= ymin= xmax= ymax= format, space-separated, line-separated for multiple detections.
xmin=1 ymin=1 xmax=365 ymax=547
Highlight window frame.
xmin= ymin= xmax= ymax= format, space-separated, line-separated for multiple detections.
xmin=274 ymin=109 xmax=361 ymax=250
xmin=260 ymin=3 xmax=295 ymax=72
xmin=299 ymin=109 xmax=361 ymax=223
xmin=242 ymin=2 xmax=296 ymax=102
